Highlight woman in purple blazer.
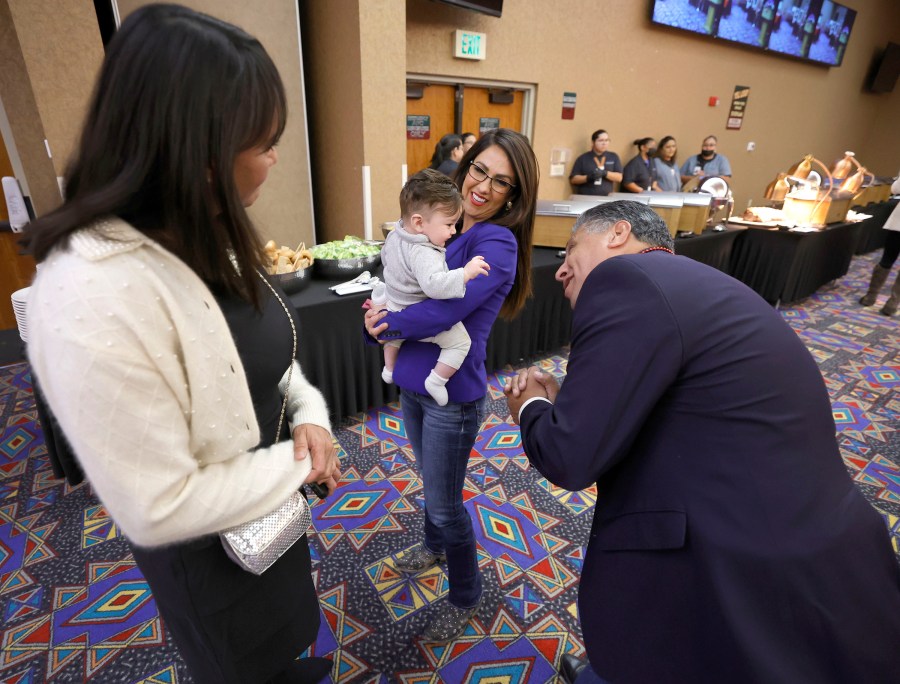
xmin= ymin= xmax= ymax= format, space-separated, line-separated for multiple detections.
xmin=367 ymin=129 xmax=538 ymax=641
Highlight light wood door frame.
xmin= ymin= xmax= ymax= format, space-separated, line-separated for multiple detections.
xmin=406 ymin=73 xmax=536 ymax=142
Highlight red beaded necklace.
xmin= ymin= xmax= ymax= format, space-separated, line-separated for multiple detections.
xmin=639 ymin=246 xmax=674 ymax=255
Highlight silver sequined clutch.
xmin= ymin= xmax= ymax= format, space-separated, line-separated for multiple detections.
xmin=220 ymin=490 xmax=312 ymax=575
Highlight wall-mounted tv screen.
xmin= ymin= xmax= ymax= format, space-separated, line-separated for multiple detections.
xmin=435 ymin=0 xmax=503 ymax=17
xmin=650 ymin=0 xmax=856 ymax=67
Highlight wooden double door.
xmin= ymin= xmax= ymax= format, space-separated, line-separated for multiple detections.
xmin=406 ymin=82 xmax=524 ymax=176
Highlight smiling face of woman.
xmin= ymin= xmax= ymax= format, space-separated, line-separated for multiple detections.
xmin=460 ymin=144 xmax=516 ymax=231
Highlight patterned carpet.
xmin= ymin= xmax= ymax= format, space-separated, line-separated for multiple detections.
xmin=1 ymin=252 xmax=898 ymax=683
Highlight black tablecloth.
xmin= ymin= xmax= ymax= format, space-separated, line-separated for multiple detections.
xmin=288 ymin=248 xmax=572 ymax=424
xmin=728 ymin=221 xmax=861 ymax=304
xmin=674 ymin=228 xmax=744 ymax=274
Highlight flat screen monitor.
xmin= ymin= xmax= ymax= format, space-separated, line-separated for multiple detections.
xmin=435 ymin=0 xmax=503 ymax=18
xmin=650 ymin=0 xmax=856 ymax=67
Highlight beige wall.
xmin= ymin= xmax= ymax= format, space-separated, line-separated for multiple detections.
xmin=6 ymin=0 xmax=103 ymax=180
xmin=117 ymin=0 xmax=316 ymax=249
xmin=404 ymin=0 xmax=900 ymax=211
xmin=301 ymin=0 xmax=366 ymax=244
xmin=301 ymin=0 xmax=406 ymax=243
xmin=0 ymin=0 xmax=102 ymax=216
xmin=360 ymin=1 xmax=407 ymax=236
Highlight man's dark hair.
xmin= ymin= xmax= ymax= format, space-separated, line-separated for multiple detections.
xmin=400 ymin=168 xmax=462 ymax=219
xmin=591 ymin=129 xmax=608 ymax=142
xmin=27 ymin=3 xmax=287 ymax=308
xmin=573 ymin=200 xmax=674 ymax=251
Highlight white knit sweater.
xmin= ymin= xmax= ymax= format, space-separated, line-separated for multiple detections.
xmin=27 ymin=219 xmax=331 ymax=547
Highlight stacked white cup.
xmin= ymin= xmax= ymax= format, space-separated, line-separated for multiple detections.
xmin=10 ymin=287 xmax=29 ymax=342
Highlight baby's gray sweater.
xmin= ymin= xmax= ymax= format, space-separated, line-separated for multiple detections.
xmin=381 ymin=227 xmax=466 ymax=309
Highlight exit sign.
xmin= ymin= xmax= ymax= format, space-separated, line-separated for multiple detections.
xmin=454 ymin=30 xmax=486 ymax=60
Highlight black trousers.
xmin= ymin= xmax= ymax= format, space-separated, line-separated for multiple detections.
xmin=878 ymin=230 xmax=900 ymax=269
xmin=130 ymin=534 xmax=320 ymax=683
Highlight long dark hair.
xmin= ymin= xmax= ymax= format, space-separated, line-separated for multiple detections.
xmin=453 ymin=128 xmax=538 ymax=320
xmin=26 ymin=4 xmax=286 ymax=308
xmin=429 ymin=134 xmax=463 ymax=170
xmin=655 ymin=135 xmax=677 ymax=165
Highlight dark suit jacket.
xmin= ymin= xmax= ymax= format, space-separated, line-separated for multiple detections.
xmin=520 ymin=253 xmax=900 ymax=683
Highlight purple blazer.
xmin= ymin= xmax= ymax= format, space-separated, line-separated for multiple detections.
xmin=520 ymin=252 xmax=900 ymax=683
xmin=378 ymin=222 xmax=516 ymax=403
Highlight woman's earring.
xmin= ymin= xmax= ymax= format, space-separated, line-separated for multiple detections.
xmin=506 ymin=201 xmax=513 ymax=211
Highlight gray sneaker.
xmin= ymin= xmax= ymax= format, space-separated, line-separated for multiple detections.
xmin=423 ymin=598 xmax=482 ymax=642
xmin=394 ymin=543 xmax=446 ymax=574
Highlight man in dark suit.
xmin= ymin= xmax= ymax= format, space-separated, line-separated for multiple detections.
xmin=505 ymin=201 xmax=900 ymax=684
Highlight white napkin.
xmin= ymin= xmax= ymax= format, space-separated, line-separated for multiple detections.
xmin=330 ymin=273 xmax=380 ymax=296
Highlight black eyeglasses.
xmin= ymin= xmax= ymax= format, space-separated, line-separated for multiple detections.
xmin=467 ymin=162 xmax=516 ymax=195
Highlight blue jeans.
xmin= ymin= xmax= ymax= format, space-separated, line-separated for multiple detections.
xmin=400 ymin=388 xmax=484 ymax=609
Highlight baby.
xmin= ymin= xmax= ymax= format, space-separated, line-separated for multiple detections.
xmin=371 ymin=168 xmax=490 ymax=405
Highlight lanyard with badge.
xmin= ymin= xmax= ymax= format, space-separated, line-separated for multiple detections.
xmin=592 ymin=155 xmax=607 ymax=186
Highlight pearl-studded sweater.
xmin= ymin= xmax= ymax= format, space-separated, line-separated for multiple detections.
xmin=27 ymin=219 xmax=331 ymax=547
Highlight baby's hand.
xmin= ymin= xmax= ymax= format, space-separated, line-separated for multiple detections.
xmin=464 ymin=255 xmax=490 ymax=282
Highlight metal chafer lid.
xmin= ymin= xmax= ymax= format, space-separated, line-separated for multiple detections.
xmin=568 ymin=194 xmax=650 ymax=205
xmin=644 ymin=194 xmax=683 ymax=208
xmin=538 ymin=195 xmax=649 ymax=217
xmin=607 ymin=192 xmax=681 ymax=208
xmin=678 ymin=193 xmax=713 ymax=207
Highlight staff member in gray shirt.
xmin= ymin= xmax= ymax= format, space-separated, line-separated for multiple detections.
xmin=680 ymin=135 xmax=732 ymax=184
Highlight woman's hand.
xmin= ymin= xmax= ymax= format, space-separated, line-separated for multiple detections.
xmin=364 ymin=301 xmax=389 ymax=340
xmin=292 ymin=424 xmax=341 ymax=495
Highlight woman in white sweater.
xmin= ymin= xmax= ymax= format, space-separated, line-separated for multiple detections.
xmin=26 ymin=5 xmax=338 ymax=683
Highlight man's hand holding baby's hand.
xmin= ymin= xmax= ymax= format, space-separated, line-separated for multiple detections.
xmin=464 ymin=256 xmax=490 ymax=282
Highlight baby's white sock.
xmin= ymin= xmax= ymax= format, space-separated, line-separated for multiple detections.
xmin=424 ymin=370 xmax=449 ymax=406
xmin=382 ymin=367 xmax=394 ymax=384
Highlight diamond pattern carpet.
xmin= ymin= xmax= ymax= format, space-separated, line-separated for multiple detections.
xmin=0 ymin=252 xmax=898 ymax=683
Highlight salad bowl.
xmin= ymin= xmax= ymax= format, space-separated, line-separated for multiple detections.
xmin=314 ymin=253 xmax=381 ymax=280
xmin=312 ymin=237 xmax=382 ymax=280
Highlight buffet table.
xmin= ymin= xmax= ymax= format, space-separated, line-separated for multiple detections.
xmin=673 ymin=227 xmax=744 ymax=274
xmin=289 ymin=248 xmax=572 ymax=423
xmin=727 ymin=221 xmax=862 ymax=305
